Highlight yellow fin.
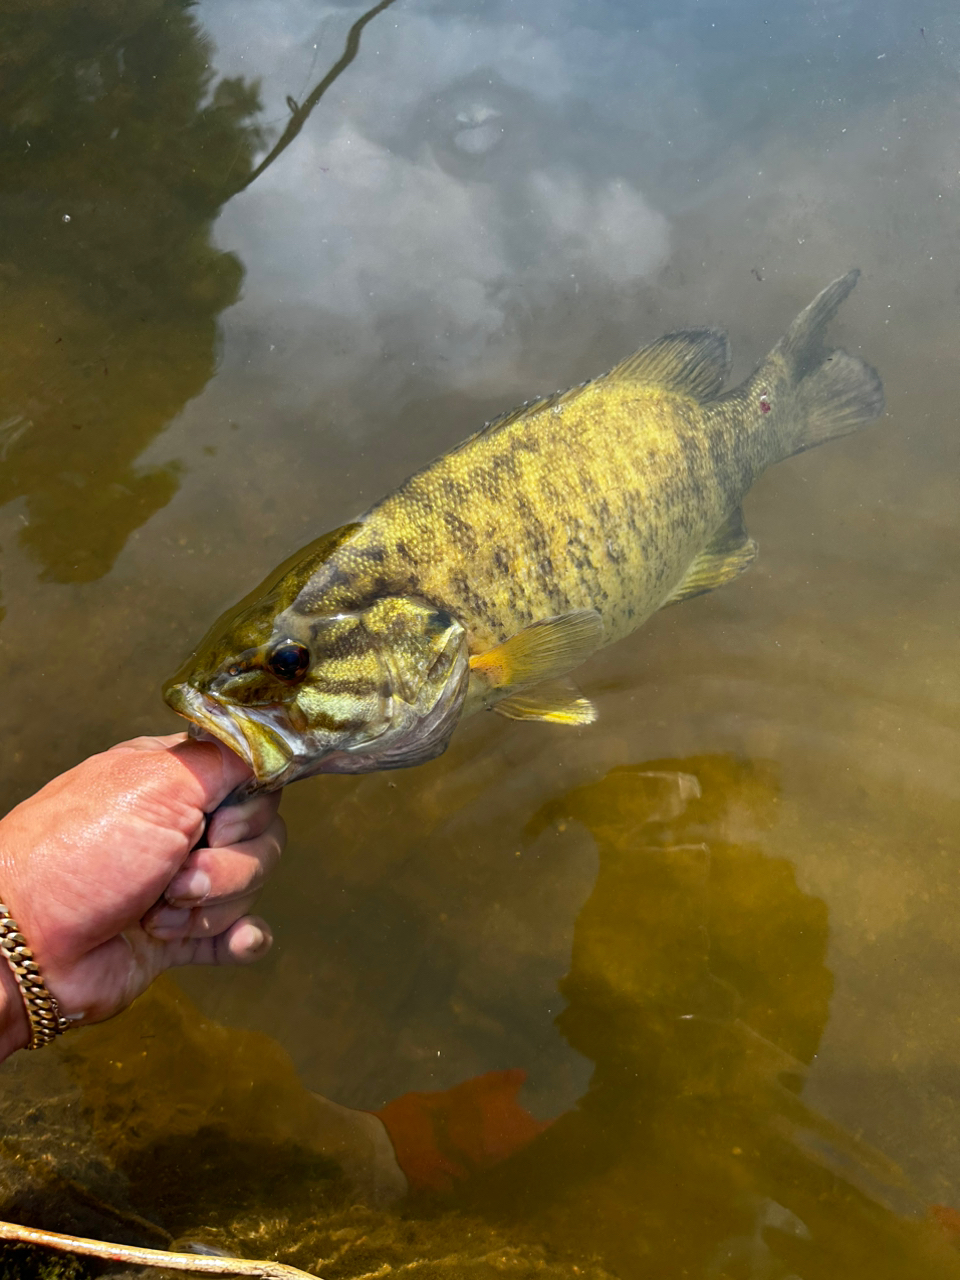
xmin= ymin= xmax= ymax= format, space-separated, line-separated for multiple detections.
xmin=599 ymin=329 xmax=731 ymax=401
xmin=663 ymin=508 xmax=757 ymax=606
xmin=495 ymin=678 xmax=597 ymax=725
xmin=470 ymin=609 xmax=603 ymax=692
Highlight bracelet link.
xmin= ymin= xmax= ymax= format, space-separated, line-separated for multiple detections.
xmin=0 ymin=900 xmax=70 ymax=1050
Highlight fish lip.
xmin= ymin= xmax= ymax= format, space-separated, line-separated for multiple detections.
xmin=165 ymin=683 xmax=254 ymax=765
xmin=164 ymin=682 xmax=332 ymax=795
xmin=164 ymin=683 xmax=300 ymax=789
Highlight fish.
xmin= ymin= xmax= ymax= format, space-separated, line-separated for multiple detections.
xmin=164 ymin=271 xmax=883 ymax=794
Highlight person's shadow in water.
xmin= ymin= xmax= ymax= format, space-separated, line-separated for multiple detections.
xmin=8 ymin=755 xmax=960 ymax=1278
xmin=452 ymin=755 xmax=960 ymax=1279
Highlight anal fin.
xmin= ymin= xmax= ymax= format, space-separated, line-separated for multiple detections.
xmin=495 ymin=678 xmax=597 ymax=725
xmin=663 ymin=508 xmax=757 ymax=607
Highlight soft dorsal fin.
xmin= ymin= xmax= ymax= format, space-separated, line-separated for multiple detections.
xmin=469 ymin=609 xmax=603 ymax=694
xmin=662 ymin=507 xmax=758 ymax=607
xmin=459 ymin=328 xmax=729 ymax=448
xmin=495 ymin=677 xmax=597 ymax=725
xmin=599 ymin=329 xmax=731 ymax=401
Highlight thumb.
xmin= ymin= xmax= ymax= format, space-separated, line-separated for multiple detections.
xmin=171 ymin=738 xmax=259 ymax=812
xmin=111 ymin=735 xmax=257 ymax=814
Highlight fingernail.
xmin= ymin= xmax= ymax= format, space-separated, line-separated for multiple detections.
xmin=166 ymin=868 xmax=211 ymax=904
xmin=208 ymin=821 xmax=241 ymax=849
xmin=234 ymin=922 xmax=272 ymax=958
xmin=147 ymin=906 xmax=191 ymax=936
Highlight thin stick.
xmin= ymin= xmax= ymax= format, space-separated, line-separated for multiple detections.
xmin=0 ymin=1136 xmax=173 ymax=1247
xmin=229 ymin=0 xmax=399 ymax=197
xmin=0 ymin=1219 xmax=319 ymax=1279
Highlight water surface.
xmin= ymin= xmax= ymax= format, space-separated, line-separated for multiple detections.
xmin=1 ymin=1 xmax=959 ymax=1274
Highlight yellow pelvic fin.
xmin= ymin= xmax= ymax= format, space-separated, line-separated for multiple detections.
xmin=470 ymin=608 xmax=603 ymax=692
xmin=663 ymin=507 xmax=758 ymax=607
xmin=494 ymin=678 xmax=597 ymax=725
xmin=599 ymin=328 xmax=731 ymax=401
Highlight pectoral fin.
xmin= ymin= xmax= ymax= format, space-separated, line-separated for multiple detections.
xmin=470 ymin=609 xmax=603 ymax=693
xmin=495 ymin=678 xmax=597 ymax=725
xmin=663 ymin=508 xmax=758 ymax=606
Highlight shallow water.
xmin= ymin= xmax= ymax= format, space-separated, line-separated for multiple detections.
xmin=1 ymin=0 xmax=960 ymax=1274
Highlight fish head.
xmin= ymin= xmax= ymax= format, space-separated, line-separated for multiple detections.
xmin=164 ymin=567 xmax=470 ymax=795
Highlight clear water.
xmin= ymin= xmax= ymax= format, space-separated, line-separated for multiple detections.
xmin=2 ymin=1 xmax=960 ymax=1274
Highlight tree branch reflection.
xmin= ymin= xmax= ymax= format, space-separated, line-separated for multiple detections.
xmin=229 ymin=0 xmax=399 ymax=198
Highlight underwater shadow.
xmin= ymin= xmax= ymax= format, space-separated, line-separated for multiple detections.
xmin=3 ymin=756 xmax=960 ymax=1278
xmin=453 ymin=755 xmax=960 ymax=1279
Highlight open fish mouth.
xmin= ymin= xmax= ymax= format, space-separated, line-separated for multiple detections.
xmin=164 ymin=683 xmax=299 ymax=792
xmin=164 ymin=638 xmax=470 ymax=794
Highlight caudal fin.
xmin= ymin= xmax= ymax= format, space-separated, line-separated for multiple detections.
xmin=792 ymin=348 xmax=885 ymax=454
xmin=770 ymin=270 xmax=884 ymax=456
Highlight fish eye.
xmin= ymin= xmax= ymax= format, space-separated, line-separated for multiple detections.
xmin=266 ymin=640 xmax=310 ymax=683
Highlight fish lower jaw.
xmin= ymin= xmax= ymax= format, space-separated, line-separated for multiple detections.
xmin=164 ymin=682 xmax=377 ymax=791
xmin=165 ymin=684 xmax=298 ymax=786
xmin=163 ymin=668 xmax=469 ymax=791
xmin=166 ymin=684 xmax=254 ymax=763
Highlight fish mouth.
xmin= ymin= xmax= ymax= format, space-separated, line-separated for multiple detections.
xmin=163 ymin=635 xmax=470 ymax=794
xmin=164 ymin=683 xmax=298 ymax=792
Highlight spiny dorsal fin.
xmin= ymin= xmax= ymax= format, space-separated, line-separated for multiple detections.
xmin=461 ymin=328 xmax=729 ymax=447
xmin=598 ymin=329 xmax=731 ymax=401
xmin=470 ymin=608 xmax=603 ymax=693
xmin=463 ymin=382 xmax=593 ymax=446
xmin=662 ymin=507 xmax=758 ymax=607
xmin=495 ymin=677 xmax=597 ymax=725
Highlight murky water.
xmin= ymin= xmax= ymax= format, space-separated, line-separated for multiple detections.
xmin=2 ymin=0 xmax=960 ymax=1275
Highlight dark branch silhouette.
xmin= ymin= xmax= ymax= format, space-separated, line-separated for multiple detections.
xmin=229 ymin=0 xmax=399 ymax=197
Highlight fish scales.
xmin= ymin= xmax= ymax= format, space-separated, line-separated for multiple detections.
xmin=294 ymin=383 xmax=766 ymax=652
xmin=165 ymin=272 xmax=884 ymax=791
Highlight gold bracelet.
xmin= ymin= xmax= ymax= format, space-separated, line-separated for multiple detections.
xmin=0 ymin=900 xmax=69 ymax=1050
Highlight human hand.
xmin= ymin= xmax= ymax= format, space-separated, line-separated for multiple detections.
xmin=0 ymin=734 xmax=285 ymax=1056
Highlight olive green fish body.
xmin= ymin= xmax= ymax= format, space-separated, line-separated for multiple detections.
xmin=165 ymin=272 xmax=883 ymax=790
xmin=304 ymin=381 xmax=760 ymax=651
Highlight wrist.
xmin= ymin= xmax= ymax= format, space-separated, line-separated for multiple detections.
xmin=0 ymin=948 xmax=31 ymax=1062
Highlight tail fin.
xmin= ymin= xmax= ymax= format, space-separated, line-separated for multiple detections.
xmin=792 ymin=349 xmax=885 ymax=455
xmin=770 ymin=270 xmax=885 ymax=456
xmin=777 ymin=269 xmax=861 ymax=379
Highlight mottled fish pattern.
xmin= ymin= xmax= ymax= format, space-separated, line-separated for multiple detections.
xmin=289 ymin=273 xmax=879 ymax=651
xmin=165 ymin=271 xmax=883 ymax=789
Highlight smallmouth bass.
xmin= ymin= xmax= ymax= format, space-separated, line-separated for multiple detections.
xmin=165 ymin=272 xmax=883 ymax=792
